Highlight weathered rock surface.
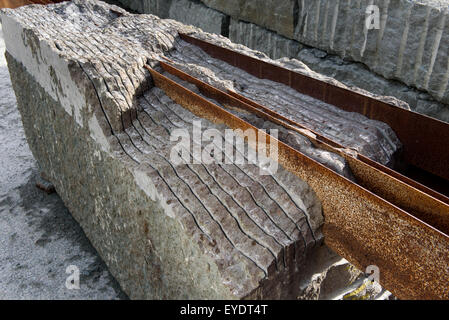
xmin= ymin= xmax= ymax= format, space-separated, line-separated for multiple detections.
xmin=168 ymin=0 xmax=229 ymax=36
xmin=2 ymin=0 xmax=394 ymax=299
xmin=229 ymin=18 xmax=303 ymax=60
xmin=200 ymin=0 xmax=296 ymax=40
xmin=0 ymin=22 xmax=126 ymax=300
xmin=166 ymin=40 xmax=402 ymax=167
xmin=162 ymin=71 xmax=357 ymax=180
xmin=114 ymin=0 xmax=449 ymax=123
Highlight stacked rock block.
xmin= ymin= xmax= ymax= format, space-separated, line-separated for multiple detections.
xmin=2 ymin=0 xmax=396 ymax=299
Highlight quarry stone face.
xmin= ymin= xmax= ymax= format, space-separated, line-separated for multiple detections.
xmin=2 ymin=0 xmax=396 ymax=299
xmin=115 ymin=0 xmax=449 ymax=123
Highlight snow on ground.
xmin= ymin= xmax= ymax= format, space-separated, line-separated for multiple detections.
xmin=0 ymin=23 xmax=126 ymax=299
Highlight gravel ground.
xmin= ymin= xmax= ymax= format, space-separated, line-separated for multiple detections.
xmin=0 ymin=22 xmax=127 ymax=300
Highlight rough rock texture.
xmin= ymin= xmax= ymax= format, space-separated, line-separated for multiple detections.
xmin=202 ymin=0 xmax=449 ymax=107
xmin=114 ymin=0 xmax=449 ymax=123
xmin=297 ymin=47 xmax=449 ymax=123
xmin=163 ymin=71 xmax=356 ymax=180
xmin=229 ymin=18 xmax=303 ymax=60
xmin=1 ymin=0 xmax=319 ymax=299
xmin=2 ymin=0 xmax=395 ymax=299
xmin=169 ymin=0 xmax=229 ymax=36
xmin=200 ymin=0 xmax=296 ymax=39
xmin=166 ymin=40 xmax=402 ymax=167
xmin=0 ymin=22 xmax=126 ymax=300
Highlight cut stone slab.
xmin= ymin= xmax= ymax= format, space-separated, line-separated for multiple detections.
xmin=2 ymin=0 xmax=395 ymax=299
xmin=229 ymin=18 xmax=303 ymax=60
xmin=168 ymin=0 xmax=229 ymax=36
xmin=114 ymin=0 xmax=449 ymax=123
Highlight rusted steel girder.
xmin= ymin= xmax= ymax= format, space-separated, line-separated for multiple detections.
xmin=158 ymin=59 xmax=449 ymax=236
xmin=178 ymin=33 xmax=449 ymax=185
xmin=145 ymin=64 xmax=449 ymax=300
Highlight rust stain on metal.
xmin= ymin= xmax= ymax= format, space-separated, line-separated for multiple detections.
xmin=179 ymin=33 xmax=449 ymax=183
xmin=146 ymin=64 xmax=449 ymax=300
xmin=158 ymin=60 xmax=449 ymax=237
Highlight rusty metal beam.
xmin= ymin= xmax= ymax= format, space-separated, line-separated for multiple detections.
xmin=158 ymin=59 xmax=449 ymax=236
xmin=146 ymin=64 xmax=449 ymax=300
xmin=178 ymin=33 xmax=449 ymax=184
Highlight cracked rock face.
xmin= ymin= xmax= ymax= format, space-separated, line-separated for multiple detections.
xmin=2 ymin=0 xmax=394 ymax=299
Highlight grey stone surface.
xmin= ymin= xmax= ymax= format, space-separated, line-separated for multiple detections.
xmin=2 ymin=0 xmax=395 ymax=299
xmin=168 ymin=0 xmax=229 ymax=36
xmin=2 ymin=0 xmax=323 ymax=299
xmin=200 ymin=0 xmax=296 ymax=39
xmin=0 ymin=22 xmax=126 ymax=300
xmin=114 ymin=0 xmax=449 ymax=123
xmin=167 ymin=40 xmax=402 ymax=167
xmin=293 ymin=0 xmax=449 ymax=110
xmin=296 ymin=47 xmax=449 ymax=122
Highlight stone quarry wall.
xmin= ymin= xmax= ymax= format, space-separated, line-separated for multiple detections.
xmin=114 ymin=0 xmax=449 ymax=123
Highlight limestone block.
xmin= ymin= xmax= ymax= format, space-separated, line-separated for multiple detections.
xmin=396 ymin=2 xmax=429 ymax=86
xmin=201 ymin=0 xmax=296 ymax=38
xmin=411 ymin=6 xmax=444 ymax=92
xmin=169 ymin=0 xmax=229 ymax=36
xmin=229 ymin=18 xmax=303 ymax=60
xmin=2 ymin=0 xmax=401 ymax=299
xmin=1 ymin=0 xmax=326 ymax=299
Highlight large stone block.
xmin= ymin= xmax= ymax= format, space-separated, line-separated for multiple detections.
xmin=0 ymin=0 xmax=319 ymax=299
xmin=229 ymin=18 xmax=303 ymax=60
xmin=112 ymin=0 xmax=449 ymax=122
xmin=3 ymin=0 xmax=400 ymax=299
xmin=168 ymin=0 xmax=229 ymax=36
xmin=201 ymin=0 xmax=296 ymax=38
xmin=292 ymin=0 xmax=449 ymax=107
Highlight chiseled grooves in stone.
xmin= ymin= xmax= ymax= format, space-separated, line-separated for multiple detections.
xmin=166 ymin=40 xmax=402 ymax=167
xmin=2 ymin=0 xmax=328 ymax=299
xmin=161 ymin=70 xmax=356 ymax=180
